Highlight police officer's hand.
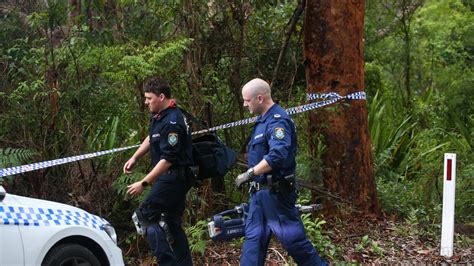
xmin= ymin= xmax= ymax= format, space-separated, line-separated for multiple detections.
xmin=235 ymin=168 xmax=254 ymax=189
xmin=127 ymin=181 xmax=144 ymax=196
xmin=123 ymin=158 xmax=137 ymax=174
xmin=235 ymin=173 xmax=249 ymax=189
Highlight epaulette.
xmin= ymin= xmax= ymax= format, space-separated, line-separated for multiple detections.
xmin=169 ymin=110 xmax=178 ymax=125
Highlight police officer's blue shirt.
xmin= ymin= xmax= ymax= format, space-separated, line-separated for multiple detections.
xmin=248 ymin=104 xmax=297 ymax=183
xmin=149 ymin=102 xmax=193 ymax=167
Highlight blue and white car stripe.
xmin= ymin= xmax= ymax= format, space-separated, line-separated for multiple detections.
xmin=0 ymin=205 xmax=107 ymax=230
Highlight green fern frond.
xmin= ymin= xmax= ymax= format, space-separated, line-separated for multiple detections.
xmin=185 ymin=219 xmax=208 ymax=255
xmin=112 ymin=172 xmax=148 ymax=204
xmin=0 ymin=148 xmax=37 ymax=183
xmin=0 ymin=148 xmax=37 ymax=167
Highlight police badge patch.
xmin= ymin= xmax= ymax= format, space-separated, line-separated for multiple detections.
xmin=274 ymin=127 xmax=285 ymax=140
xmin=168 ymin=133 xmax=178 ymax=146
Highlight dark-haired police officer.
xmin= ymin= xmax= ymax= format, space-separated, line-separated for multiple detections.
xmin=124 ymin=77 xmax=193 ymax=266
xmin=235 ymin=78 xmax=327 ymax=265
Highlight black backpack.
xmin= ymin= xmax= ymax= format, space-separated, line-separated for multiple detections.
xmin=191 ymin=134 xmax=236 ymax=181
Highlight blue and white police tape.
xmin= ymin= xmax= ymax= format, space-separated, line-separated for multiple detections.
xmin=193 ymin=91 xmax=366 ymax=135
xmin=0 ymin=145 xmax=140 ymax=178
xmin=306 ymin=91 xmax=366 ymax=101
xmin=0 ymin=91 xmax=366 ymax=177
xmin=0 ymin=205 xmax=107 ymax=229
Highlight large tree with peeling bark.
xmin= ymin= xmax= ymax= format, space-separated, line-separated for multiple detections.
xmin=303 ymin=0 xmax=380 ymax=215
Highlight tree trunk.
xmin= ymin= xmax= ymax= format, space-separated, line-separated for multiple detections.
xmin=303 ymin=0 xmax=380 ymax=215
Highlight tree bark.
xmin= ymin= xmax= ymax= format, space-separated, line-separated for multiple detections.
xmin=304 ymin=0 xmax=380 ymax=215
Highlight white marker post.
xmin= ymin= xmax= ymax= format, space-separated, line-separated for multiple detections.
xmin=440 ymin=153 xmax=456 ymax=257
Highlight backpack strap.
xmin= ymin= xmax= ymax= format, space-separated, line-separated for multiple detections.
xmin=177 ymin=106 xmax=209 ymax=130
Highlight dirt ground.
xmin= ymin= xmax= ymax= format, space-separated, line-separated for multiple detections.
xmin=195 ymin=216 xmax=474 ymax=265
xmin=123 ymin=215 xmax=473 ymax=265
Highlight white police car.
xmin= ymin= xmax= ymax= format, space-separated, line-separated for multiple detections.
xmin=0 ymin=186 xmax=124 ymax=266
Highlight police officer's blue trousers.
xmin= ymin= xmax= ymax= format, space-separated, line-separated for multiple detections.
xmin=143 ymin=172 xmax=193 ymax=266
xmin=240 ymin=189 xmax=327 ymax=266
xmin=146 ymin=215 xmax=192 ymax=266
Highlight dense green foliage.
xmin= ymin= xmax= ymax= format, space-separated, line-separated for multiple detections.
xmin=365 ymin=0 xmax=473 ymax=224
xmin=1 ymin=0 xmax=472 ymax=262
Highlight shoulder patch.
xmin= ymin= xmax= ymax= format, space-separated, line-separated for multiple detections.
xmin=168 ymin=132 xmax=178 ymax=146
xmin=274 ymin=127 xmax=286 ymax=140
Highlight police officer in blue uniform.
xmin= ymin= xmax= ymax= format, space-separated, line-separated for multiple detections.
xmin=124 ymin=77 xmax=193 ymax=266
xmin=235 ymin=78 xmax=327 ymax=266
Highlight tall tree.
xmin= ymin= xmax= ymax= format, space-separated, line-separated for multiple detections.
xmin=304 ymin=0 xmax=380 ymax=215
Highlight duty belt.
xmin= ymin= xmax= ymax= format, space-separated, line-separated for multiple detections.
xmin=167 ymin=167 xmax=184 ymax=175
xmin=248 ymin=181 xmax=267 ymax=193
xmin=167 ymin=166 xmax=194 ymax=179
xmin=248 ymin=174 xmax=296 ymax=194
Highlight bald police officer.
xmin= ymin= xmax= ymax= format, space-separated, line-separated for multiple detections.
xmin=235 ymin=78 xmax=327 ymax=265
xmin=124 ymin=77 xmax=193 ymax=266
